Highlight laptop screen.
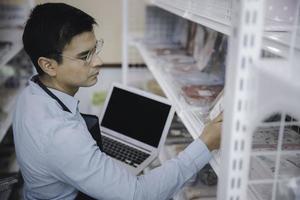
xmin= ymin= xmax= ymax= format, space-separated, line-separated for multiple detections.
xmin=101 ymin=87 xmax=172 ymax=147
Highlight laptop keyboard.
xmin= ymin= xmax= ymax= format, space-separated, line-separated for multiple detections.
xmin=102 ymin=135 xmax=150 ymax=168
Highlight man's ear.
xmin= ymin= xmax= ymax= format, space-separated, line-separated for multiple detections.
xmin=37 ymin=57 xmax=58 ymax=77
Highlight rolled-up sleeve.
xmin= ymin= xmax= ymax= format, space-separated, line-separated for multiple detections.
xmin=46 ymin=118 xmax=212 ymax=200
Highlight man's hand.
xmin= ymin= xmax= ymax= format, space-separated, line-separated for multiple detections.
xmin=199 ymin=113 xmax=223 ymax=151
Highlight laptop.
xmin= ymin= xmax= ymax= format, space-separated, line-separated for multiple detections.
xmin=99 ymin=83 xmax=175 ymax=175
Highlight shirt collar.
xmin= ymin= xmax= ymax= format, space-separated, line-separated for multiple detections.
xmin=29 ymin=79 xmax=79 ymax=115
xmin=48 ymin=88 xmax=79 ymax=115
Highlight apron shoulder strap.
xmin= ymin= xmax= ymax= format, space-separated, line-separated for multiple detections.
xmin=31 ymin=75 xmax=71 ymax=113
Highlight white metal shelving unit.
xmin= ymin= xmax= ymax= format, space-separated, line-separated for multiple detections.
xmin=0 ymin=0 xmax=34 ymax=175
xmin=123 ymin=0 xmax=300 ymax=199
xmin=0 ymin=0 xmax=33 ymax=143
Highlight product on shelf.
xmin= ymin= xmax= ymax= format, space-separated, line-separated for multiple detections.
xmin=198 ymin=164 xmax=218 ymax=186
xmin=195 ymin=29 xmax=227 ymax=75
xmin=249 ymin=153 xmax=300 ymax=199
xmin=250 ymin=153 xmax=300 ymax=180
xmin=252 ymin=126 xmax=300 ymax=151
xmin=186 ymin=21 xmax=197 ymax=56
xmin=193 ymin=27 xmax=218 ymax=71
xmin=165 ymin=115 xmax=193 ymax=145
xmin=158 ymin=54 xmax=196 ymax=65
xmin=163 ymin=141 xmax=217 ymax=199
xmin=181 ymin=84 xmax=223 ymax=107
xmin=150 ymin=47 xmax=186 ymax=56
xmin=181 ymin=164 xmax=217 ymax=200
xmin=183 ymin=182 xmax=217 ymax=200
xmin=263 ymin=113 xmax=299 ymax=123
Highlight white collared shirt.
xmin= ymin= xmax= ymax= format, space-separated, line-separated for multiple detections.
xmin=13 ymin=78 xmax=212 ymax=200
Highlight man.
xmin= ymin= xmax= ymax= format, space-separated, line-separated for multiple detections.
xmin=13 ymin=3 xmax=222 ymax=200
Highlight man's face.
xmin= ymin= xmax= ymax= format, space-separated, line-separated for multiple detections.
xmin=55 ymin=31 xmax=102 ymax=92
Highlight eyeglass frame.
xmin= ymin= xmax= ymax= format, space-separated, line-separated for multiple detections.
xmin=58 ymin=39 xmax=104 ymax=65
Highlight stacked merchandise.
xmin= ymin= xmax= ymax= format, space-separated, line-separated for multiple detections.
xmin=248 ymin=152 xmax=300 ymax=199
xmin=182 ymin=164 xmax=217 ymax=200
xmin=248 ymin=114 xmax=300 ymax=199
xmin=143 ymin=6 xmax=226 ymax=114
xmin=252 ymin=126 xmax=300 ymax=151
xmin=165 ymin=115 xmax=194 ymax=145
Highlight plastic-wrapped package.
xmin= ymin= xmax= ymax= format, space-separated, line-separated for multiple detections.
xmin=181 ymin=84 xmax=223 ymax=107
xmin=149 ymin=47 xmax=186 ymax=57
xmin=249 ymin=154 xmax=300 ymax=199
xmin=252 ymin=126 xmax=300 ymax=151
xmin=193 ymin=28 xmax=218 ymax=71
xmin=166 ymin=63 xmax=224 ymax=85
xmin=186 ymin=21 xmax=197 ymax=56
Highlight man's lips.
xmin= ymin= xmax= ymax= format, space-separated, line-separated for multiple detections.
xmin=91 ymin=71 xmax=100 ymax=77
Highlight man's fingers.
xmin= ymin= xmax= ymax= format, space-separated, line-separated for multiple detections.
xmin=213 ymin=112 xmax=223 ymax=123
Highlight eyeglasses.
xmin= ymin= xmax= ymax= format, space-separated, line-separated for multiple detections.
xmin=59 ymin=39 xmax=104 ymax=65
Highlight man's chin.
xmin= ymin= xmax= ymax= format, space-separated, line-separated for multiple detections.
xmin=81 ymin=77 xmax=98 ymax=87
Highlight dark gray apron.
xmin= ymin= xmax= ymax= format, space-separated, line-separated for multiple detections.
xmin=31 ymin=75 xmax=101 ymax=200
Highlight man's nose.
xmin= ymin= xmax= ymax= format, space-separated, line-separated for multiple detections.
xmin=91 ymin=54 xmax=103 ymax=67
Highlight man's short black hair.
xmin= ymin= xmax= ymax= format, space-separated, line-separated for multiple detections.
xmin=23 ymin=3 xmax=97 ymax=75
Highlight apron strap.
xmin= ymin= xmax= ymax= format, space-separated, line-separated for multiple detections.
xmin=31 ymin=75 xmax=71 ymax=113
